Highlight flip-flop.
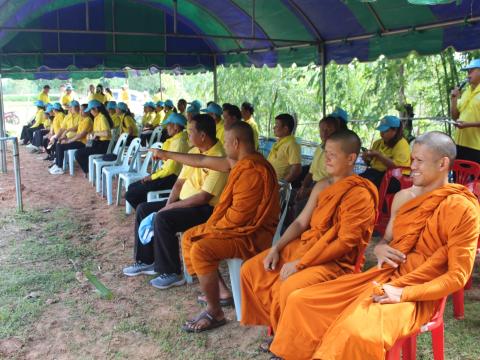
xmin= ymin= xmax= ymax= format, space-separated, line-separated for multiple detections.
xmin=197 ymin=294 xmax=234 ymax=307
xmin=182 ymin=311 xmax=227 ymax=333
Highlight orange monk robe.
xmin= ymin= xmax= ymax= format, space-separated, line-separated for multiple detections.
xmin=181 ymin=153 xmax=280 ymax=276
xmin=270 ymin=184 xmax=480 ymax=360
xmin=240 ymin=175 xmax=378 ymax=331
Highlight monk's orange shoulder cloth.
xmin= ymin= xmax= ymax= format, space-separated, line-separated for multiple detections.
xmin=189 ymin=153 xmax=280 ymax=242
xmin=297 ymin=175 xmax=379 ymax=269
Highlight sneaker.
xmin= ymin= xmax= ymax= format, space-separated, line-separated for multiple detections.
xmin=50 ymin=166 xmax=64 ymax=175
xmin=150 ymin=273 xmax=186 ymax=289
xmin=27 ymin=146 xmax=39 ymax=153
xmin=122 ymin=262 xmax=157 ymax=277
xmin=49 ymin=164 xmax=59 ymax=173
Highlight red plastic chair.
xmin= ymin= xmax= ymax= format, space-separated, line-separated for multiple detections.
xmin=451 ymin=160 xmax=480 ymax=319
xmin=386 ymin=297 xmax=447 ymax=360
xmin=375 ymin=167 xmax=413 ymax=237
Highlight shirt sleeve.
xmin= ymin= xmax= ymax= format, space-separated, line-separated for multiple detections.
xmin=391 ymin=140 xmax=411 ymax=167
xmin=287 ymin=141 xmax=302 ymax=165
xmin=202 ymin=169 xmax=227 ymax=196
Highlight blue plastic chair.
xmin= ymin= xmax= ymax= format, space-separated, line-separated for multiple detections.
xmin=87 ymin=127 xmax=121 ymax=184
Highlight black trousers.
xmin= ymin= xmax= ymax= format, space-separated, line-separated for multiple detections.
xmin=22 ymin=125 xmax=44 ymax=144
xmin=75 ymin=140 xmax=110 ymax=174
xmin=134 ymin=201 xmax=213 ymax=274
xmin=55 ymin=141 xmax=85 ymax=167
xmin=125 ymin=174 xmax=177 ymax=209
xmin=457 ymin=145 xmax=480 ymax=164
xmin=32 ymin=129 xmax=49 ymax=147
xmin=140 ymin=130 xmax=153 ymax=146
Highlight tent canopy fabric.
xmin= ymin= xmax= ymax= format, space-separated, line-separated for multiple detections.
xmin=0 ymin=0 xmax=479 ymax=77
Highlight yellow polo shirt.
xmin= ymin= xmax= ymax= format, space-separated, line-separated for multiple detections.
xmin=90 ymin=93 xmax=106 ymax=104
xmin=309 ymin=146 xmax=328 ymax=182
xmin=456 ymin=84 xmax=480 ymax=151
xmin=245 ymin=117 xmax=260 ymax=149
xmin=61 ymin=94 xmax=73 ymax=106
xmin=77 ymin=117 xmax=93 ymax=144
xmin=370 ymin=138 xmax=411 ymax=172
xmin=31 ymin=109 xmax=45 ymax=128
xmin=64 ymin=113 xmax=81 ymax=139
xmin=93 ymin=113 xmax=111 ymax=141
xmin=142 ymin=112 xmax=155 ymax=126
xmin=105 ymin=92 xmax=113 ymax=102
xmin=120 ymin=114 xmax=139 ymax=137
xmin=38 ymin=92 xmax=49 ymax=104
xmin=111 ymin=113 xmax=122 ymax=128
xmin=178 ymin=141 xmax=227 ymax=206
xmin=216 ymin=119 xmax=225 ymax=144
xmin=121 ymin=90 xmax=129 ymax=102
xmin=151 ymin=131 xmax=190 ymax=180
xmin=267 ymin=135 xmax=302 ymax=181
xmin=51 ymin=112 xmax=65 ymax=135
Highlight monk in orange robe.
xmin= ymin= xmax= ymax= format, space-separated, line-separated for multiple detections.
xmin=269 ymin=131 xmax=480 ymax=360
xmin=152 ymin=121 xmax=280 ymax=333
xmin=240 ymin=130 xmax=379 ymax=341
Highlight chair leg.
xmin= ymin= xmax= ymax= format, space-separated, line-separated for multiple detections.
xmin=227 ymin=258 xmax=243 ymax=321
xmin=386 ymin=338 xmax=404 ymax=360
xmin=63 ymin=155 xmax=67 ymax=171
xmin=452 ymin=289 xmax=465 ymax=320
xmin=401 ymin=335 xmax=417 ymax=360
xmin=96 ymin=166 xmax=102 ymax=193
xmin=178 ymin=233 xmax=193 ymax=284
xmin=89 ymin=158 xmax=95 ymax=184
xmin=431 ymin=324 xmax=445 ymax=360
xmin=106 ymin=174 xmax=113 ymax=205
xmin=68 ymin=150 xmax=75 ymax=176
xmin=464 ymin=275 xmax=473 ymax=291
xmin=116 ymin=177 xmax=123 ymax=206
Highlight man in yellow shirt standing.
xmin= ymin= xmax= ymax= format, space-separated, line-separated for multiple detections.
xmin=122 ymin=114 xmax=227 ymax=290
xmin=451 ymin=59 xmax=480 ymax=163
xmin=201 ymin=102 xmax=225 ymax=144
xmin=125 ymin=113 xmax=190 ymax=209
xmin=267 ymin=113 xmax=302 ymax=183
xmin=38 ymin=85 xmax=50 ymax=104
xmin=241 ymin=102 xmax=260 ymax=149
xmin=61 ymin=85 xmax=74 ymax=106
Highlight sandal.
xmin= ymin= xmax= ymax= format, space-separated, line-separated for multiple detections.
xmin=197 ymin=294 xmax=234 ymax=307
xmin=182 ymin=311 xmax=227 ymax=333
xmin=259 ymin=337 xmax=273 ymax=353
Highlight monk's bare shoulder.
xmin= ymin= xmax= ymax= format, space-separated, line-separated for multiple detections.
xmin=391 ymin=186 xmax=418 ymax=211
xmin=313 ymin=177 xmax=331 ymax=194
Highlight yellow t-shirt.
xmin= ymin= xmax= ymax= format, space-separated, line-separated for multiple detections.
xmin=178 ymin=141 xmax=227 ymax=206
xmin=151 ymin=131 xmax=190 ymax=180
xmin=43 ymin=115 xmax=52 ymax=130
xmin=267 ymin=135 xmax=302 ymax=181
xmin=64 ymin=113 xmax=81 ymax=139
xmin=31 ymin=109 xmax=45 ymax=128
xmin=216 ymin=119 xmax=225 ymax=144
xmin=456 ymin=84 xmax=480 ymax=151
xmin=120 ymin=114 xmax=139 ymax=137
xmin=370 ymin=138 xmax=411 ymax=172
xmin=105 ymin=92 xmax=113 ymax=102
xmin=38 ymin=92 xmax=49 ymax=104
xmin=151 ymin=112 xmax=162 ymax=127
xmin=111 ymin=113 xmax=122 ymax=128
xmin=142 ymin=112 xmax=155 ymax=126
xmin=245 ymin=117 xmax=260 ymax=150
xmin=309 ymin=146 xmax=328 ymax=182
xmin=76 ymin=117 xmax=93 ymax=144
xmin=51 ymin=112 xmax=65 ymax=135
xmin=93 ymin=113 xmax=112 ymax=141
xmin=90 ymin=93 xmax=106 ymax=104
xmin=121 ymin=90 xmax=129 ymax=102
xmin=61 ymin=94 xmax=73 ymax=106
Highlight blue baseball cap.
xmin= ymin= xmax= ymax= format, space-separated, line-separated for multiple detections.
xmin=45 ymin=104 xmax=54 ymax=113
xmin=52 ymin=102 xmax=63 ymax=111
xmin=461 ymin=59 xmax=480 ymax=71
xmin=34 ymin=100 xmax=45 ymax=107
xmin=106 ymin=101 xmax=117 ymax=110
xmin=164 ymin=99 xmax=174 ymax=108
xmin=84 ymin=99 xmax=103 ymax=112
xmin=189 ymin=100 xmax=202 ymax=110
xmin=156 ymin=101 xmax=165 ymax=107
xmin=117 ymin=102 xmax=128 ymax=112
xmin=201 ymin=102 xmax=222 ymax=116
xmin=66 ymin=85 xmax=73 ymax=91
xmin=376 ymin=115 xmax=401 ymax=132
xmin=329 ymin=107 xmax=349 ymax=123
xmin=144 ymin=101 xmax=156 ymax=109
xmin=69 ymin=100 xmax=80 ymax=107
xmin=186 ymin=105 xmax=200 ymax=114
xmin=163 ymin=113 xmax=187 ymax=127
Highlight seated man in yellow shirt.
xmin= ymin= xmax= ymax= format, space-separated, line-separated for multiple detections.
xmin=451 ymin=58 xmax=480 ymax=163
xmin=241 ymin=102 xmax=260 ymax=149
xmin=201 ymin=102 xmax=225 ymax=144
xmin=106 ymin=101 xmax=121 ymax=128
xmin=360 ymin=115 xmax=411 ymax=189
xmin=140 ymin=101 xmax=160 ymax=146
xmin=125 ymin=113 xmax=190 ymax=209
xmin=21 ymin=100 xmax=46 ymax=145
xmin=122 ymin=114 xmax=228 ymax=291
xmin=267 ymin=113 xmax=302 ymax=183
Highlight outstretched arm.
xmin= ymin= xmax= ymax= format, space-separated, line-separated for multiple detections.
xmin=151 ymin=149 xmax=232 ymax=173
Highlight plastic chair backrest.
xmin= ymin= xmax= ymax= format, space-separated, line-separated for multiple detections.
xmin=122 ymin=138 xmax=141 ymax=168
xmin=452 ymin=160 xmax=480 ymax=189
xmin=112 ymin=133 xmax=129 ymax=156
xmin=106 ymin=127 xmax=121 ymax=154
xmin=148 ymin=127 xmax=163 ymax=146
xmin=139 ymin=151 xmax=153 ymax=174
xmin=421 ymin=297 xmax=447 ymax=332
xmin=272 ymin=180 xmax=292 ymax=244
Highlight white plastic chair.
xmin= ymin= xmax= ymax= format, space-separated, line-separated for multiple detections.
xmin=92 ymin=133 xmax=129 ymax=192
xmin=88 ymin=127 xmax=121 ymax=184
xmin=226 ymin=181 xmax=292 ymax=321
xmin=147 ymin=189 xmax=172 ymax=203
xmin=148 ymin=126 xmax=163 ymax=147
xmin=116 ymin=151 xmax=157 ymax=214
xmin=62 ymin=148 xmax=78 ymax=176
xmin=102 ymin=138 xmax=141 ymax=205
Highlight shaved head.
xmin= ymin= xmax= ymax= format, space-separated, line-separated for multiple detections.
xmin=227 ymin=121 xmax=255 ymax=148
xmin=326 ymin=129 xmax=362 ymax=155
xmin=413 ymin=131 xmax=456 ymax=167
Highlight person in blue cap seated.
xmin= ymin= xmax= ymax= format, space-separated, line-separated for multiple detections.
xmin=140 ymin=101 xmax=160 ymax=146
xmin=61 ymin=85 xmax=74 ymax=107
xmin=74 ymin=100 xmax=115 ymax=175
xmin=177 ymin=99 xmax=187 ymax=116
xmin=329 ymin=107 xmax=349 ymax=124
xmin=201 ymin=102 xmax=225 ymax=144
xmin=40 ymin=102 xmax=67 ymax=158
xmin=125 ymin=113 xmax=190 ymax=209
xmin=21 ymin=100 xmax=47 ymax=145
xmin=159 ymin=99 xmax=176 ymax=142
xmin=115 ymin=102 xmax=138 ymax=145
xmin=106 ymin=101 xmax=121 ymax=128
xmin=451 ymin=58 xmax=480 ymax=163
xmin=360 ymin=115 xmax=411 ymax=189
xmin=49 ymin=100 xmax=93 ymax=175
xmin=30 ymin=104 xmax=54 ymax=152
xmin=155 ymin=101 xmax=165 ymax=124
xmin=122 ymin=114 xmax=227 ymax=291
xmin=190 ymin=99 xmax=202 ymax=110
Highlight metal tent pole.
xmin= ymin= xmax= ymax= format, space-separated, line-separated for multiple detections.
xmin=320 ymin=46 xmax=326 ymax=117
xmin=213 ymin=55 xmax=218 ymax=103
xmin=0 ymin=73 xmax=7 ymax=173
xmin=159 ymin=70 xmax=163 ymax=100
